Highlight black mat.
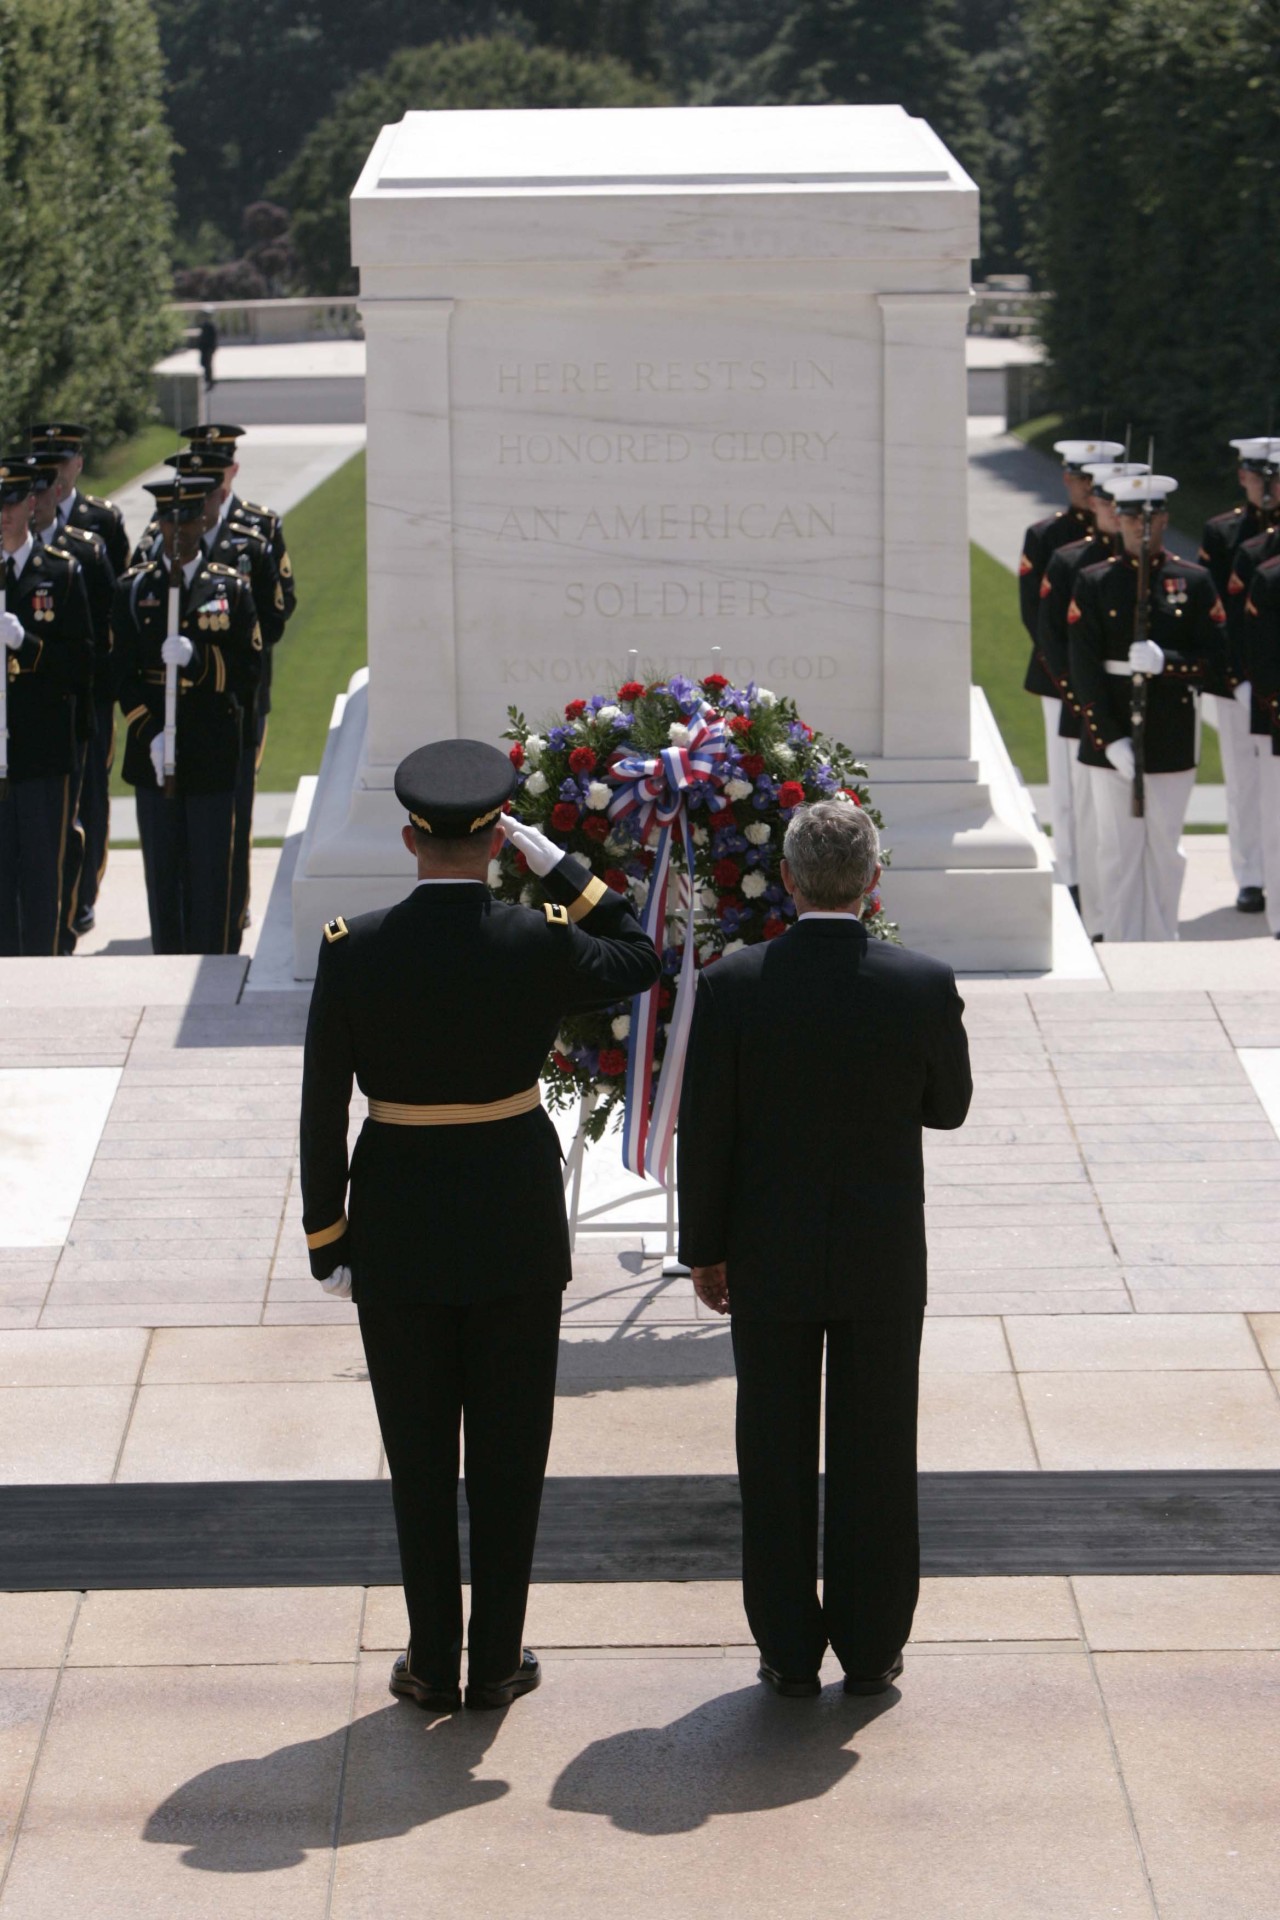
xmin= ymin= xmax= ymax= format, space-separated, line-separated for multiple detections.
xmin=2 ymin=1473 xmax=1278 ymax=1590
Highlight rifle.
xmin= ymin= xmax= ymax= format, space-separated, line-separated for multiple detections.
xmin=164 ymin=577 xmax=179 ymax=799
xmin=0 ymin=576 xmax=8 ymax=802
xmin=1130 ymin=445 xmax=1155 ymax=819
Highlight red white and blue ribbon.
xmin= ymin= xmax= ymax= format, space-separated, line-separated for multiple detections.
xmin=608 ymin=708 xmax=730 ymax=1184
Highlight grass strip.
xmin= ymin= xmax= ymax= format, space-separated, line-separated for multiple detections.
xmin=84 ymin=424 xmax=178 ymax=495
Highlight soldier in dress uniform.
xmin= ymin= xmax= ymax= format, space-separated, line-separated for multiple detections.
xmin=26 ymin=452 xmax=116 ymax=948
xmin=1019 ymin=438 xmax=1124 ymax=906
xmin=300 ymin=740 xmax=660 ymax=1713
xmin=26 ymin=423 xmax=129 ymax=576
xmin=1069 ymin=473 xmax=1226 ymax=941
xmin=1238 ymin=551 xmax=1280 ymax=938
xmin=1210 ymin=438 xmax=1280 ymax=916
xmin=0 ymin=458 xmax=94 ymax=955
xmin=110 ymin=476 xmax=263 ymax=954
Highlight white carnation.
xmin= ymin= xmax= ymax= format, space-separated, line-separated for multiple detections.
xmin=741 ymin=870 xmax=767 ymax=899
xmin=721 ymin=938 xmax=745 ymax=955
xmin=697 ymin=939 xmax=718 ymax=962
xmin=699 ymin=886 xmax=719 ymax=910
xmin=487 ymin=859 xmax=503 ymax=888
xmin=668 ymin=722 xmax=691 ymax=746
xmin=755 ymin=688 xmax=777 ymax=708
xmin=833 ymin=788 xmax=855 ymax=804
xmin=724 ymin=777 xmax=752 ymax=802
xmin=596 ymin=704 xmax=620 ymax=722
xmin=611 ymin=1014 xmax=631 ymax=1040
xmin=586 ymin=780 xmax=612 ymax=811
xmin=520 ymin=885 xmax=536 ymax=906
xmin=691 ymin=826 xmax=709 ymax=846
xmin=523 ymin=769 xmax=548 ymax=798
xmin=771 ymin=744 xmax=795 ymax=770
xmin=524 ymin=733 xmax=546 ymax=767
xmin=745 ymin=822 xmax=771 ymax=845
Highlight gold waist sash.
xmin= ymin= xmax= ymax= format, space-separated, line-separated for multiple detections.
xmin=367 ymin=1085 xmax=541 ymax=1127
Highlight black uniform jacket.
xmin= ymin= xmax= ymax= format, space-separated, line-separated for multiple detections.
xmin=46 ymin=525 xmax=116 ymax=731
xmin=299 ymin=855 xmax=662 ymax=1302
xmin=64 ymin=490 xmax=129 ymax=576
xmin=1019 ymin=505 xmax=1095 ymax=689
xmin=3 ymin=543 xmax=93 ymax=781
xmin=676 ymin=919 xmax=972 ymax=1319
xmin=1199 ymin=501 xmax=1261 ymax=597
xmin=1242 ymin=555 xmax=1280 ymax=751
xmin=225 ymin=494 xmax=295 ymax=624
xmin=110 ymin=556 xmax=262 ymax=794
xmin=1037 ymin=534 xmax=1113 ymax=739
xmin=1069 ymin=551 xmax=1225 ymax=772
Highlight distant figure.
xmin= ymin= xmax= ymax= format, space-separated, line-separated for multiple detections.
xmin=197 ymin=310 xmax=217 ymax=393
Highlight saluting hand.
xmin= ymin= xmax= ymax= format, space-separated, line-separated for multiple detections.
xmin=692 ymin=1262 xmax=729 ymax=1315
xmin=498 ymin=811 xmax=562 ymax=878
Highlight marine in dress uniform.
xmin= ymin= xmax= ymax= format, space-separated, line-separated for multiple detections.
xmin=0 ymin=459 xmax=94 ymax=955
xmin=181 ymin=423 xmax=297 ymax=940
xmin=111 ymin=477 xmax=263 ymax=954
xmin=300 ymin=740 xmax=660 ymax=1713
xmin=1239 ymin=555 xmax=1280 ymax=938
xmin=1069 ymin=473 xmax=1226 ymax=941
xmin=27 ymin=423 xmax=129 ymax=576
xmin=1207 ymin=437 xmax=1280 ymax=913
xmin=1019 ymin=438 xmax=1124 ymax=903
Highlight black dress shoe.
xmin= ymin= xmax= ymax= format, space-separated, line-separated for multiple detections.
xmin=757 ymin=1661 xmax=822 ymax=1698
xmin=843 ymin=1652 xmax=904 ymax=1696
xmin=388 ymin=1652 xmax=461 ymax=1713
xmin=72 ymin=904 xmax=95 ymax=935
xmin=1236 ymin=886 xmax=1266 ymax=914
xmin=466 ymin=1648 xmax=541 ymax=1711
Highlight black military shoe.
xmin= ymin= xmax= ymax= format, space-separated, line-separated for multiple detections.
xmin=388 ymin=1651 xmax=461 ymax=1713
xmin=72 ymin=903 xmax=95 ymax=935
xmin=465 ymin=1648 xmax=541 ymax=1711
xmin=1237 ymin=887 xmax=1266 ymax=913
xmin=843 ymin=1652 xmax=904 ymax=1696
xmin=757 ymin=1661 xmax=822 ymax=1698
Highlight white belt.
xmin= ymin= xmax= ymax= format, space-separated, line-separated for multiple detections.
xmin=1104 ymin=660 xmax=1137 ymax=676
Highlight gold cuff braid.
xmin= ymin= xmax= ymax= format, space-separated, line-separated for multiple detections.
xmin=567 ymin=875 xmax=609 ymax=922
xmin=305 ymin=1215 xmax=348 ymax=1250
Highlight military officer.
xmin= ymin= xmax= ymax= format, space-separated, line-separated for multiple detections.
xmin=1069 ymin=473 xmax=1226 ymax=941
xmin=26 ymin=452 xmax=116 ymax=947
xmin=1239 ymin=553 xmax=1280 ymax=938
xmin=1210 ymin=438 xmax=1280 ymax=915
xmin=300 ymin=739 xmax=661 ymax=1713
xmin=1019 ymin=438 xmax=1124 ymax=901
xmin=26 ymin=423 xmax=129 ymax=575
xmin=111 ymin=476 xmax=262 ymax=954
xmin=0 ymin=458 xmax=94 ymax=955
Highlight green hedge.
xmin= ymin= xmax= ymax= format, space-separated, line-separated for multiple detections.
xmin=0 ymin=0 xmax=174 ymax=450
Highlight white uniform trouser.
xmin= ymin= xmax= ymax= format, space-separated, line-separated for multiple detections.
xmin=1043 ymin=698 xmax=1078 ymax=887
xmin=1205 ymin=693 xmax=1264 ymax=889
xmin=1089 ymin=764 xmax=1196 ymax=942
xmin=1259 ymin=749 xmax=1280 ymax=935
xmin=1070 ymin=752 xmax=1102 ymax=937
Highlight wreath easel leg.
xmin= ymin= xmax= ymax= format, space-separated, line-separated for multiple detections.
xmin=661 ymin=1141 xmax=690 ymax=1279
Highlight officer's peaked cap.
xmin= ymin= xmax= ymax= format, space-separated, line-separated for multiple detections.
xmin=1083 ymin=461 xmax=1150 ymax=497
xmin=1230 ymin=436 xmax=1280 ymax=471
xmin=0 ymin=458 xmax=36 ymax=504
xmin=27 ymin=422 xmax=88 ymax=453
xmin=166 ymin=447 xmax=234 ymax=476
xmin=1054 ymin=439 xmax=1125 ymax=472
xmin=395 ymin=739 xmax=516 ymax=840
xmin=1112 ymin=473 xmax=1178 ymax=509
xmin=10 ymin=450 xmax=61 ymax=491
xmin=181 ymin=422 xmax=245 ymax=446
xmin=143 ymin=475 xmax=217 ymax=522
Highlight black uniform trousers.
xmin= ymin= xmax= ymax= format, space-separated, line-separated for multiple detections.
xmin=0 ymin=775 xmax=71 ymax=956
xmin=76 ymin=698 xmax=115 ymax=917
xmin=357 ymin=1289 xmax=562 ymax=1686
xmin=228 ymin=713 xmax=265 ymax=952
xmin=135 ymin=785 xmax=236 ymax=955
xmin=56 ymin=748 xmax=87 ymax=955
xmin=730 ymin=1308 xmax=925 ymax=1679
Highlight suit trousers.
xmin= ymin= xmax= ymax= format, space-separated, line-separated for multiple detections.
xmin=731 ymin=1310 xmax=924 ymax=1679
xmin=0 ymin=774 xmax=71 ymax=956
xmin=357 ymin=1290 xmax=562 ymax=1686
xmin=1042 ymin=698 xmax=1079 ymax=888
xmin=136 ymin=784 xmax=235 ymax=955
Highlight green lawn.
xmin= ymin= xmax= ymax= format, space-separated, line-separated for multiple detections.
xmin=84 ymin=424 xmax=178 ymax=494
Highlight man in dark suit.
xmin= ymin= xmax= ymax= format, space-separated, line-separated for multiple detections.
xmin=677 ymin=799 xmax=972 ymax=1698
xmin=300 ymin=739 xmax=660 ymax=1715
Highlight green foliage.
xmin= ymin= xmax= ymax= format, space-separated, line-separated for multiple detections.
xmin=1028 ymin=0 xmax=1280 ymax=471
xmin=277 ymin=35 xmax=670 ymax=294
xmin=0 ymin=0 xmax=175 ymax=449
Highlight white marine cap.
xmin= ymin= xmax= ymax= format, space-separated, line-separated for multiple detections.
xmin=1083 ymin=460 xmax=1150 ymax=491
xmin=1111 ymin=472 xmax=1178 ymax=509
xmin=1229 ymin=436 xmax=1280 ymax=467
xmin=1053 ymin=438 xmax=1125 ymax=470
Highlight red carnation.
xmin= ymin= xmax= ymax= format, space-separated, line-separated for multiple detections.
xmin=569 ymin=746 xmax=597 ymax=775
xmin=727 ymin=714 xmax=752 ymax=736
xmin=603 ymin=867 xmax=629 ymax=893
xmin=515 ymin=851 xmax=529 ymax=873
xmin=618 ymin=680 xmax=645 ymax=701
xmin=702 ymin=672 xmax=729 ymax=693
xmin=637 ymin=847 xmax=655 ymax=872
xmin=777 ymin=781 xmax=806 ymax=811
xmin=509 ymin=741 xmax=524 ymax=768
xmin=716 ymin=894 xmax=742 ymax=920
xmin=564 ymin=699 xmax=587 ymax=719
xmin=713 ymin=857 xmax=741 ymax=888
xmin=840 ymin=787 xmax=863 ymax=807
xmin=598 ymin=1048 xmax=628 ymax=1077
xmin=552 ymin=1050 xmax=575 ymax=1074
xmin=551 ymin=802 xmax=580 ymax=833
xmin=582 ymin=814 xmax=610 ymax=843
xmin=658 ymin=982 xmax=674 ymax=1010
xmin=763 ymin=913 xmax=787 ymax=941
xmin=741 ymin=753 xmax=765 ymax=778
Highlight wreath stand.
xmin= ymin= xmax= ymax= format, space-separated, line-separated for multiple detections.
xmin=561 ymin=1087 xmax=690 ymax=1277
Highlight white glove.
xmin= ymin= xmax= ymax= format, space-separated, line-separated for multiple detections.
xmin=498 ymin=811 xmax=562 ymax=877
xmin=161 ymin=632 xmax=194 ymax=669
xmin=1235 ymin=680 xmax=1253 ymax=709
xmin=320 ymin=1265 xmax=353 ymax=1299
xmin=0 ymin=610 xmax=24 ymax=651
xmin=1129 ymin=639 xmax=1165 ymax=675
xmin=1104 ymin=737 xmax=1137 ymax=781
xmin=149 ymin=735 xmax=167 ymax=787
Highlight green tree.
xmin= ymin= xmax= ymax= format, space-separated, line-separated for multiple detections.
xmin=276 ymin=35 xmax=670 ymax=294
xmin=0 ymin=0 xmax=174 ymax=448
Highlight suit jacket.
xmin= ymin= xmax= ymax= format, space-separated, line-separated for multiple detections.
xmin=676 ymin=919 xmax=972 ymax=1318
xmin=299 ymin=855 xmax=662 ymax=1303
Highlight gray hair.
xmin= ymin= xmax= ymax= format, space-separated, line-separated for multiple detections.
xmin=782 ymin=799 xmax=880 ymax=908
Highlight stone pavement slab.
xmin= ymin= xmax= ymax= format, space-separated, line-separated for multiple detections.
xmin=1019 ymin=1370 xmax=1280 ymax=1470
xmin=69 ymin=1588 xmax=363 ymax=1668
xmin=0 ymin=1387 xmax=133 ymax=1483
xmin=1074 ymin=1575 xmax=1280 ymax=1651
xmin=115 ymin=1381 xmax=382 ymax=1482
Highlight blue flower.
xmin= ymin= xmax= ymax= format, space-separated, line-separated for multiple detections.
xmin=751 ymin=792 xmax=773 ymax=812
xmin=559 ymin=777 xmax=581 ymax=803
xmin=547 ymin=726 xmax=574 ymax=751
xmin=661 ymin=946 xmax=683 ymax=974
xmin=764 ymin=882 xmax=785 ymax=904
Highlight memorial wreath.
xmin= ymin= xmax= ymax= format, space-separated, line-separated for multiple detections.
xmin=496 ymin=672 xmax=896 ymax=1180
